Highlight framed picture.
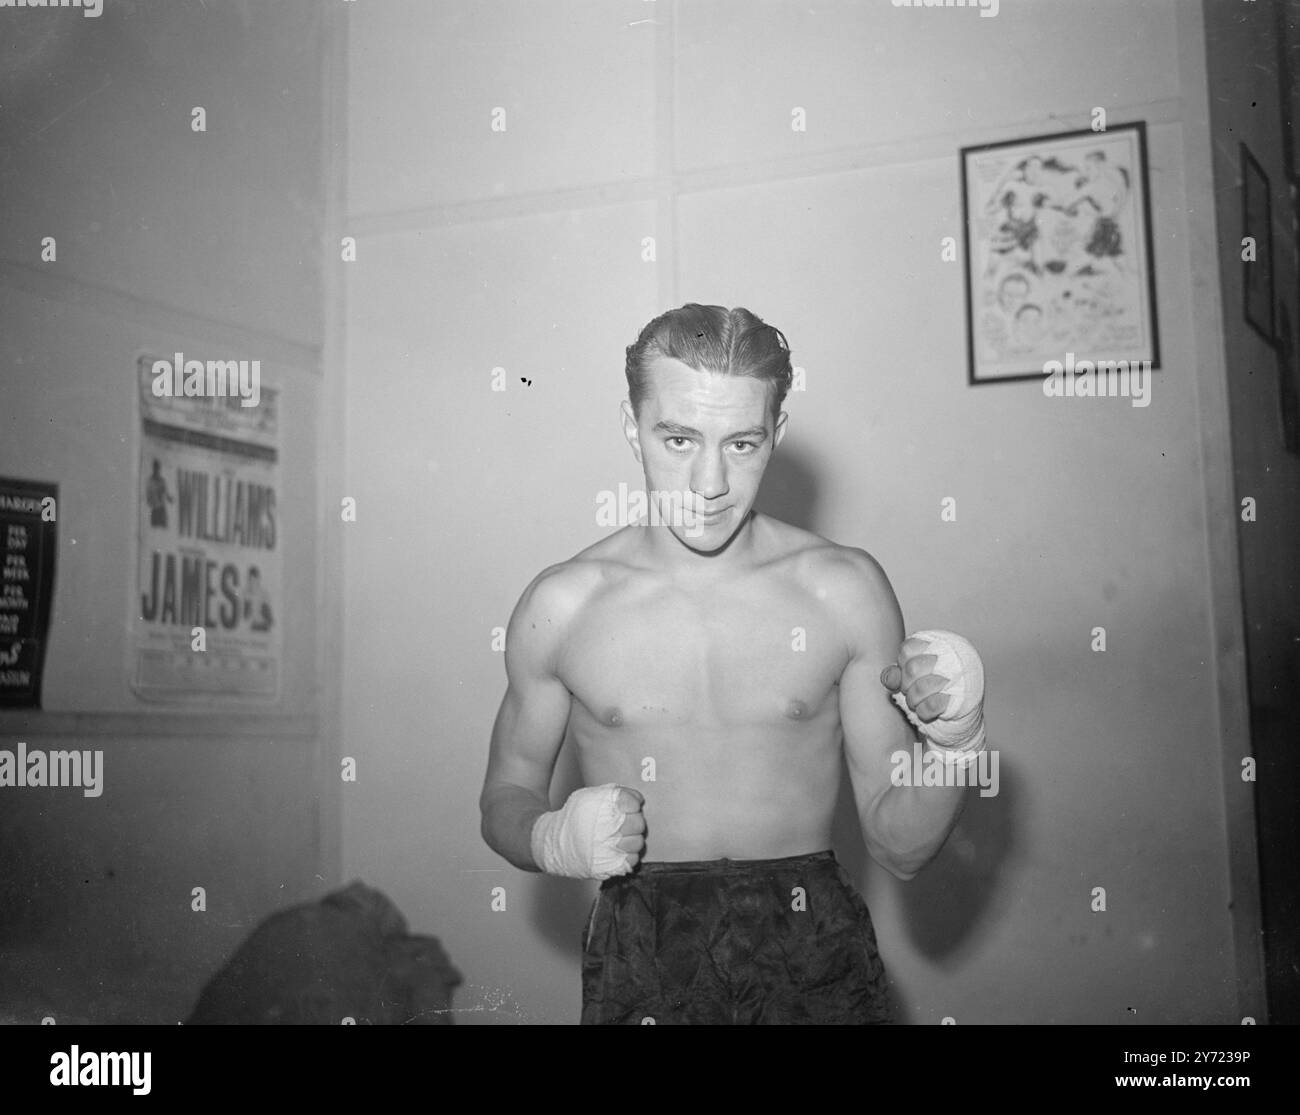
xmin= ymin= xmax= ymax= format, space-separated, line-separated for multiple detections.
xmin=961 ymin=121 xmax=1160 ymax=385
xmin=1242 ymin=144 xmax=1275 ymax=343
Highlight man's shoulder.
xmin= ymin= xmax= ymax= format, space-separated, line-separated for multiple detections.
xmin=511 ymin=534 xmax=635 ymax=628
xmin=809 ymin=545 xmax=896 ymax=611
xmin=760 ymin=518 xmax=893 ymax=593
xmin=514 ymin=557 xmax=601 ymax=623
xmin=760 ymin=520 xmax=899 ymax=628
xmin=797 ymin=537 xmax=903 ymax=657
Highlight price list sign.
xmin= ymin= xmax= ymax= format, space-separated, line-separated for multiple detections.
xmin=0 ymin=477 xmax=58 ymax=708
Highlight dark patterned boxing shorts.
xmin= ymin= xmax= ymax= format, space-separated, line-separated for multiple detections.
xmin=580 ymin=849 xmax=892 ymax=1025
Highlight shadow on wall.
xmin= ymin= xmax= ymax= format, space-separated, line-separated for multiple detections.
xmin=831 ymin=758 xmax=1021 ymax=1023
xmin=753 ymin=440 xmax=820 ymax=531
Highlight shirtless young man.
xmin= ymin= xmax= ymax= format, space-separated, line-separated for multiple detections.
xmin=480 ymin=304 xmax=988 ymax=1025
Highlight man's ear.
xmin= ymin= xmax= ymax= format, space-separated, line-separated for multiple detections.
xmin=773 ymin=410 xmax=789 ymax=451
xmin=620 ymin=400 xmax=643 ymax=464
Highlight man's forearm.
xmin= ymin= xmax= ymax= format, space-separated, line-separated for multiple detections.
xmin=480 ymin=783 xmax=550 ymax=871
xmin=863 ymin=765 xmax=967 ymax=880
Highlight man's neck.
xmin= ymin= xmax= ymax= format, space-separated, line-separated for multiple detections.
xmin=635 ymin=510 xmax=764 ymax=578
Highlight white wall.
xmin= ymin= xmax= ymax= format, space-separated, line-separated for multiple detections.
xmin=0 ymin=0 xmax=334 ymax=1023
xmin=341 ymin=0 xmax=1254 ymax=1023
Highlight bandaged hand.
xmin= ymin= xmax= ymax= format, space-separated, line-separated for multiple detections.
xmin=529 ymin=784 xmax=646 ymax=880
xmin=881 ymin=630 xmax=986 ymax=766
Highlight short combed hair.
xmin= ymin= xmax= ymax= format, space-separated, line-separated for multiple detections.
xmin=624 ymin=304 xmax=793 ymax=425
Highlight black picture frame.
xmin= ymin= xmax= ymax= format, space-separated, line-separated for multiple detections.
xmin=1275 ymin=299 xmax=1300 ymax=455
xmin=961 ymin=121 xmax=1160 ymax=385
xmin=1242 ymin=143 xmax=1275 ymax=344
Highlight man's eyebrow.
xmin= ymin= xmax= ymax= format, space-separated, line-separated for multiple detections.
xmin=652 ymin=421 xmax=769 ymax=441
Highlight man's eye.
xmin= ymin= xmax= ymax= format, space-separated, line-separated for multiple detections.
xmin=731 ymin=441 xmax=756 ymax=453
xmin=667 ymin=437 xmax=690 ymax=450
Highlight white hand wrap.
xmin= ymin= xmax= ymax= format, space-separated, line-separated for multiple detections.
xmin=529 ymin=783 xmax=635 ymax=881
xmin=891 ymin=629 xmax=987 ymax=767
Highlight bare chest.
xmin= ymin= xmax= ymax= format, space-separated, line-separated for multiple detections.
xmin=559 ymin=584 xmax=848 ymax=730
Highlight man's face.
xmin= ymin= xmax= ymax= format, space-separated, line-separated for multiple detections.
xmin=621 ymin=356 xmax=786 ymax=553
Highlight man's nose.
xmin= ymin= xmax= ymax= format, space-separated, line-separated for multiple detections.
xmin=690 ymin=453 xmax=729 ymax=501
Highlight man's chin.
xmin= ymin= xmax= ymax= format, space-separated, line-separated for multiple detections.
xmin=669 ymin=513 xmax=747 ymax=554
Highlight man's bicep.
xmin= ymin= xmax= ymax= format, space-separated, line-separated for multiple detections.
xmin=484 ymin=669 xmax=572 ymax=798
xmin=840 ymin=650 xmax=910 ymax=809
xmin=482 ymin=570 xmax=577 ymax=801
xmin=836 ymin=556 xmax=910 ymax=813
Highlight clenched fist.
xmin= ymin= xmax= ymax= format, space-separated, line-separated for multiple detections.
xmin=530 ymin=784 xmax=646 ymax=880
xmin=881 ymin=629 xmax=987 ymax=761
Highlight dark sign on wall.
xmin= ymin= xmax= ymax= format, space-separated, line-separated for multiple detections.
xmin=0 ymin=477 xmax=58 ymax=708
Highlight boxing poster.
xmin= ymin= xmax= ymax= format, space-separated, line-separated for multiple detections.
xmin=131 ymin=355 xmax=281 ymax=701
xmin=961 ymin=122 xmax=1159 ymax=383
xmin=0 ymin=476 xmax=57 ymax=708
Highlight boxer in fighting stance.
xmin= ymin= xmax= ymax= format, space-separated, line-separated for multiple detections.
xmin=480 ymin=304 xmax=988 ymax=1024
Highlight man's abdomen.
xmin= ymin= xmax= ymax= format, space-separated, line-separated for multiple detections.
xmin=575 ymin=722 xmax=842 ymax=861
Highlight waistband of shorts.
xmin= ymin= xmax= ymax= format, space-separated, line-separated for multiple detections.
xmin=628 ymin=849 xmax=837 ymax=876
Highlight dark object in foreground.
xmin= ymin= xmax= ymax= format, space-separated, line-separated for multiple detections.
xmin=187 ymin=881 xmax=461 ymax=1025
